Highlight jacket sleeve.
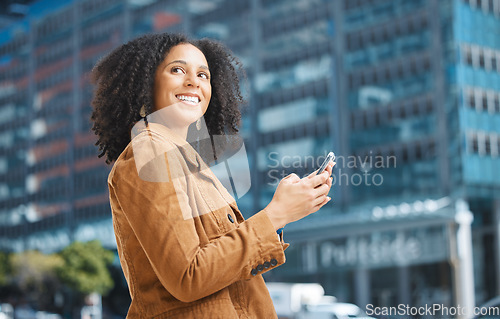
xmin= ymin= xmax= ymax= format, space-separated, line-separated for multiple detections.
xmin=109 ymin=138 xmax=287 ymax=303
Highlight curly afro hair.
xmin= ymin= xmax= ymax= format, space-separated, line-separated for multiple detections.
xmin=90 ymin=33 xmax=245 ymax=164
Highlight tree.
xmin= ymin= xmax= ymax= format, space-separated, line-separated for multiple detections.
xmin=9 ymin=250 xmax=64 ymax=309
xmin=57 ymin=240 xmax=114 ymax=296
xmin=0 ymin=251 xmax=9 ymax=287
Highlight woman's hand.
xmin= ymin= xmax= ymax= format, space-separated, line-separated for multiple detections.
xmin=264 ymin=161 xmax=335 ymax=230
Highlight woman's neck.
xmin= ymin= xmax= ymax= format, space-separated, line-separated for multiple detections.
xmin=168 ymin=126 xmax=189 ymax=141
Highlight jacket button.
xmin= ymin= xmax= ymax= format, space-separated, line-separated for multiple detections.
xmin=263 ymin=261 xmax=271 ymax=269
xmin=227 ymin=213 xmax=234 ymax=223
xmin=270 ymin=258 xmax=278 ymax=266
xmin=251 ymin=268 xmax=258 ymax=276
xmin=257 ymin=264 xmax=264 ymax=271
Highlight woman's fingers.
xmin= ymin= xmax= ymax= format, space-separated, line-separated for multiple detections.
xmin=311 ymin=177 xmax=332 ymax=207
xmin=309 ymin=171 xmax=330 ymax=188
xmin=306 ymin=161 xmax=335 ymax=179
xmin=313 ymin=182 xmax=330 ymax=197
xmin=315 ymin=175 xmax=332 ymax=189
xmin=325 ymin=161 xmax=335 ymax=176
xmin=308 ymin=162 xmax=335 ymax=187
xmin=312 ymin=194 xmax=331 ymax=209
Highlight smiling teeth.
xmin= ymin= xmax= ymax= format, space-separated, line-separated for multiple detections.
xmin=177 ymin=95 xmax=199 ymax=103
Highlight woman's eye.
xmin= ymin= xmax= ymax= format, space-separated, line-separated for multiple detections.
xmin=171 ymin=67 xmax=184 ymax=74
xmin=199 ymin=72 xmax=209 ymax=79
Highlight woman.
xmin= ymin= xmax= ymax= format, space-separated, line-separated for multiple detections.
xmin=91 ymin=33 xmax=334 ymax=318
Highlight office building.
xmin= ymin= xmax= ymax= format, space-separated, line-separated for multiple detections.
xmin=255 ymin=0 xmax=500 ymax=313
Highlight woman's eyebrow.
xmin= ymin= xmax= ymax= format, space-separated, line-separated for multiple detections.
xmin=165 ymin=59 xmax=209 ymax=71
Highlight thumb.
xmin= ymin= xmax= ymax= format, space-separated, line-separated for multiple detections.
xmin=283 ymin=173 xmax=300 ymax=183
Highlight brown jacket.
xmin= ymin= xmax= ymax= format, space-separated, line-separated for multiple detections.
xmin=108 ymin=122 xmax=289 ymax=318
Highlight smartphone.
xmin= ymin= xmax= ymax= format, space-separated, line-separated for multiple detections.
xmin=316 ymin=152 xmax=335 ymax=175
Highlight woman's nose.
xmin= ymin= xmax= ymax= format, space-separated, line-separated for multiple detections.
xmin=185 ymin=73 xmax=199 ymax=87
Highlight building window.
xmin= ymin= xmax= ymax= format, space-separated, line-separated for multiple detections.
xmin=467 ymin=131 xmax=500 ymax=157
xmin=494 ymin=94 xmax=500 ymax=112
xmin=466 ymin=88 xmax=475 ymax=108
xmin=462 ymin=44 xmax=500 ymax=73
xmin=463 ymin=45 xmax=473 ymax=65
xmin=485 ymin=134 xmax=492 ymax=154
xmin=479 ymin=49 xmax=485 ymax=68
xmin=470 ymin=132 xmax=479 ymax=153
xmin=465 ymin=86 xmax=500 ymax=114
xmin=480 ymin=91 xmax=488 ymax=112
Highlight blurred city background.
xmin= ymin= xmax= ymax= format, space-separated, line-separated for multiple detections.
xmin=0 ymin=0 xmax=499 ymax=318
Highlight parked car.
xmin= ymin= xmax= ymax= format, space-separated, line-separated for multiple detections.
xmin=0 ymin=304 xmax=14 ymax=319
xmin=266 ymin=282 xmax=374 ymax=319
xmin=266 ymin=282 xmax=327 ymax=318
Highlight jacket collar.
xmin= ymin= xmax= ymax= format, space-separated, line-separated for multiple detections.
xmin=132 ymin=121 xmax=240 ymax=211
xmin=138 ymin=122 xmax=200 ymax=168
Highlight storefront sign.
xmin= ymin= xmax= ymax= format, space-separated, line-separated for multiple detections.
xmin=300 ymin=225 xmax=449 ymax=271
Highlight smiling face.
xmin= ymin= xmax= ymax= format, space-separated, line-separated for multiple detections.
xmin=153 ymin=43 xmax=211 ymax=134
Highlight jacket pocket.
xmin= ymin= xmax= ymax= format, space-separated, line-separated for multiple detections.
xmin=153 ymin=298 xmax=239 ymax=319
xmin=200 ymin=205 xmax=238 ymax=241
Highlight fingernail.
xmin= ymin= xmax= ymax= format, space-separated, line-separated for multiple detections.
xmin=327 ymin=196 xmax=331 ymax=201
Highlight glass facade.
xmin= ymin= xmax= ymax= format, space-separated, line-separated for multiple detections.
xmin=253 ymin=0 xmax=500 ymax=311
xmin=456 ymin=0 xmax=500 ymax=197
xmin=454 ymin=0 xmax=500 ymax=306
xmin=345 ymin=0 xmax=442 ymax=205
xmin=1 ymin=0 xmax=500 ymax=314
xmin=0 ymin=0 xmax=189 ymax=253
